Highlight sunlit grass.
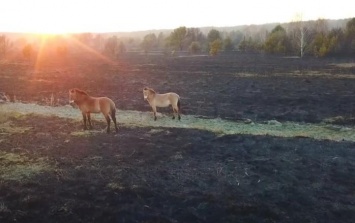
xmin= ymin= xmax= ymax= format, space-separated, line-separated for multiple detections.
xmin=0 ymin=111 xmax=32 ymax=134
xmin=1 ymin=102 xmax=355 ymax=142
xmin=0 ymin=122 xmax=32 ymax=134
xmin=70 ymin=130 xmax=102 ymax=137
xmin=0 ymin=111 xmax=25 ymax=123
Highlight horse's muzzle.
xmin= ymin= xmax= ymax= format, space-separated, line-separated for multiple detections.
xmin=69 ymin=100 xmax=76 ymax=107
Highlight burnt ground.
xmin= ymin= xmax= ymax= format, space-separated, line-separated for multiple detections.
xmin=1 ymin=52 xmax=355 ymax=123
xmin=0 ymin=52 xmax=355 ymax=222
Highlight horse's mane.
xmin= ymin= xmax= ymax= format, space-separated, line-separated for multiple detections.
xmin=144 ymin=87 xmax=156 ymax=94
xmin=73 ymin=88 xmax=89 ymax=96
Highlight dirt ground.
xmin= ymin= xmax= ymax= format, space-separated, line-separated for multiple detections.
xmin=0 ymin=52 xmax=355 ymax=222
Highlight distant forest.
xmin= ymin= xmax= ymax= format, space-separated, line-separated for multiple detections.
xmin=1 ymin=17 xmax=354 ymax=59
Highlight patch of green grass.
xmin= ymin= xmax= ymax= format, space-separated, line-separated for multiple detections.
xmin=0 ymin=121 xmax=32 ymax=134
xmin=322 ymin=116 xmax=355 ymax=125
xmin=0 ymin=152 xmax=51 ymax=182
xmin=198 ymin=118 xmax=355 ymax=142
xmin=0 ymin=111 xmax=25 ymax=123
xmin=0 ymin=111 xmax=32 ymax=134
xmin=70 ymin=130 xmax=101 ymax=137
xmin=2 ymin=103 xmax=355 ymax=142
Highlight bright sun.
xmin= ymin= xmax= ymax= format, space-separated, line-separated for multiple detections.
xmin=1 ymin=0 xmax=353 ymax=34
xmin=2 ymin=0 xmax=96 ymax=34
xmin=26 ymin=13 xmax=77 ymax=34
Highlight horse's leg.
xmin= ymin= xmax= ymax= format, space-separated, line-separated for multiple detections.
xmin=177 ymin=109 xmax=181 ymax=120
xmin=87 ymin=113 xmax=93 ymax=129
xmin=172 ymin=106 xmax=176 ymax=119
xmin=177 ymin=100 xmax=181 ymax=120
xmin=152 ymin=106 xmax=157 ymax=121
xmin=104 ymin=114 xmax=111 ymax=133
xmin=82 ymin=112 xmax=88 ymax=130
xmin=173 ymin=103 xmax=181 ymax=120
xmin=111 ymin=110 xmax=119 ymax=133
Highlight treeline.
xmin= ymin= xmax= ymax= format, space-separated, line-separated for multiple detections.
xmin=0 ymin=18 xmax=354 ymax=59
xmin=141 ymin=18 xmax=355 ymax=57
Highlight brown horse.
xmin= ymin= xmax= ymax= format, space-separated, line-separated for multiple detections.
xmin=69 ymin=88 xmax=118 ymax=133
xmin=143 ymin=87 xmax=181 ymax=121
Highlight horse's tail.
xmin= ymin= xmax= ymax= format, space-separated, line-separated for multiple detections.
xmin=177 ymin=98 xmax=181 ymax=112
xmin=110 ymin=100 xmax=119 ymax=132
xmin=111 ymin=107 xmax=116 ymax=117
xmin=109 ymin=100 xmax=117 ymax=118
xmin=111 ymin=105 xmax=116 ymax=117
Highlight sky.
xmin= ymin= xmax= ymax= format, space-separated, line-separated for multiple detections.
xmin=0 ymin=0 xmax=354 ymax=34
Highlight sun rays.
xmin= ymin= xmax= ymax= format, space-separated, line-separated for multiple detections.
xmin=33 ymin=34 xmax=115 ymax=72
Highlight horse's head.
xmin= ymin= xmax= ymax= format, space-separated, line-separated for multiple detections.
xmin=68 ymin=89 xmax=77 ymax=104
xmin=143 ymin=87 xmax=155 ymax=100
xmin=69 ymin=88 xmax=89 ymax=105
xmin=69 ymin=88 xmax=84 ymax=105
xmin=0 ymin=92 xmax=10 ymax=103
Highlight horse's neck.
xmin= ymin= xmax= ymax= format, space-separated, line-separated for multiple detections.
xmin=148 ymin=92 xmax=156 ymax=101
xmin=76 ymin=94 xmax=91 ymax=104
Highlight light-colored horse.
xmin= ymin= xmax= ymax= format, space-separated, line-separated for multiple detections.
xmin=143 ymin=87 xmax=181 ymax=121
xmin=69 ymin=88 xmax=118 ymax=133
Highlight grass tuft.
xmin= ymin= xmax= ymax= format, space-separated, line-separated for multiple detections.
xmin=107 ymin=182 xmax=125 ymax=190
xmin=0 ymin=152 xmax=52 ymax=182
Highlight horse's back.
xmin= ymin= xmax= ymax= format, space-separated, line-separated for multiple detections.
xmin=153 ymin=92 xmax=179 ymax=107
xmin=169 ymin=92 xmax=179 ymax=99
xmin=167 ymin=92 xmax=180 ymax=103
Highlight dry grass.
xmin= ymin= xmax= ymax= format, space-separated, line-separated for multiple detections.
xmin=70 ymin=130 xmax=102 ymax=137
xmin=107 ymin=182 xmax=125 ymax=190
xmin=233 ymin=70 xmax=355 ymax=79
xmin=333 ymin=63 xmax=355 ymax=68
xmin=0 ymin=107 xmax=52 ymax=182
xmin=0 ymin=122 xmax=32 ymax=134
xmin=1 ymin=102 xmax=355 ymax=142
xmin=0 ymin=111 xmax=32 ymax=134
xmin=0 ymin=152 xmax=52 ymax=182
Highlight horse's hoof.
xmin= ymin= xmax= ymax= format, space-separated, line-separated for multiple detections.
xmin=154 ymin=117 xmax=157 ymax=121
xmin=172 ymin=116 xmax=175 ymax=120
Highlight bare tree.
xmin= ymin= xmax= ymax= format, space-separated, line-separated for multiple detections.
xmin=0 ymin=35 xmax=11 ymax=58
xmin=288 ymin=14 xmax=313 ymax=58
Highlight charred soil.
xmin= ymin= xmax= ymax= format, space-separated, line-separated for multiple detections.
xmin=0 ymin=52 xmax=355 ymax=222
